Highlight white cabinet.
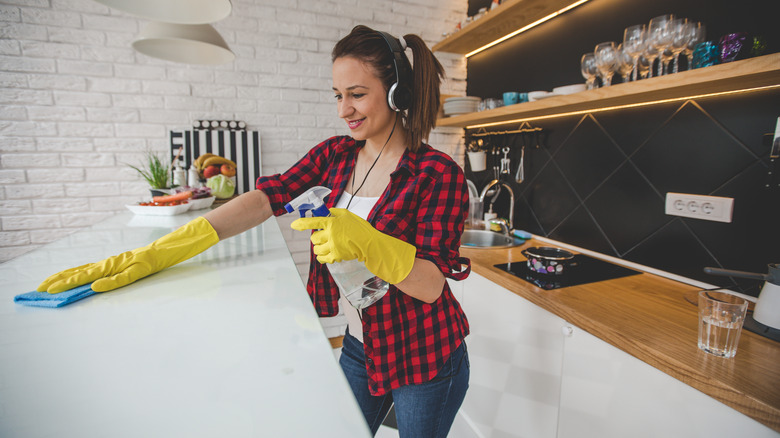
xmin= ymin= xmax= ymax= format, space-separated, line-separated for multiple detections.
xmin=457 ymin=273 xmax=779 ymax=438
xmin=458 ymin=272 xmax=567 ymax=438
xmin=557 ymin=324 xmax=780 ymax=438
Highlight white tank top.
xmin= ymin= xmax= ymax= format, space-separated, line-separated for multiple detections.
xmin=333 ymin=192 xmax=379 ymax=344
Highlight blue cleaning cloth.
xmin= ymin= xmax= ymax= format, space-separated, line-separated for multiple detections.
xmin=14 ymin=283 xmax=96 ymax=308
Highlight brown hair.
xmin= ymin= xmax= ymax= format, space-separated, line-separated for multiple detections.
xmin=331 ymin=25 xmax=445 ymax=152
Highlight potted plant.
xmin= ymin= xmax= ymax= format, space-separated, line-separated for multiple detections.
xmin=128 ymin=150 xmax=171 ymax=197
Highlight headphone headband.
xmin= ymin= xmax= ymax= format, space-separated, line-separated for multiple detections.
xmin=376 ymin=31 xmax=412 ymax=112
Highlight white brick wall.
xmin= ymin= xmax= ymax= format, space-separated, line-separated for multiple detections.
xmin=1 ymin=0 xmax=467 ymax=336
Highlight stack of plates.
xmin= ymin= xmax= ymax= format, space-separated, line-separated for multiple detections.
xmin=552 ymin=84 xmax=587 ymax=95
xmin=443 ymin=96 xmax=481 ymax=116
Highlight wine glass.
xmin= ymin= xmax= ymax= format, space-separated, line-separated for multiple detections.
xmin=669 ymin=18 xmax=691 ymax=73
xmin=643 ymin=41 xmax=660 ymax=78
xmin=683 ymin=22 xmax=706 ymax=70
xmin=648 ymin=14 xmax=674 ymax=76
xmin=623 ymin=24 xmax=646 ymax=81
xmin=659 ymin=48 xmax=675 ymax=75
xmin=616 ymin=44 xmax=634 ymax=83
xmin=636 ymin=54 xmax=651 ymax=79
xmin=580 ymin=53 xmax=598 ymax=89
xmin=593 ymin=42 xmax=618 ymax=86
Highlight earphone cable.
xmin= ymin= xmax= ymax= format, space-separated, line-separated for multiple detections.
xmin=346 ymin=116 xmax=398 ymax=211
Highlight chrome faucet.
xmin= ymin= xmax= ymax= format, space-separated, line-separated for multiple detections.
xmin=488 ymin=218 xmax=511 ymax=236
xmin=479 ymin=179 xmax=514 ymax=230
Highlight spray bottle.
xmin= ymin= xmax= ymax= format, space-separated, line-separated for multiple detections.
xmin=285 ymin=186 xmax=389 ymax=310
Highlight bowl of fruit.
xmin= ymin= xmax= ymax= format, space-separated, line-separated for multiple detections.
xmin=194 ymin=153 xmax=237 ymax=199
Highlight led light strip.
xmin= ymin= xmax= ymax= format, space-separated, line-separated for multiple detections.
xmin=465 ymin=84 xmax=780 ymax=130
xmin=465 ymin=0 xmax=591 ymax=58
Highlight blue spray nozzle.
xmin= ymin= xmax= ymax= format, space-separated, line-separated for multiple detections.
xmin=284 ymin=186 xmax=332 ymax=218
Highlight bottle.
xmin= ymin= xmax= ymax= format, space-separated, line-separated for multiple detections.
xmin=188 ymin=164 xmax=202 ymax=188
xmin=286 ymin=186 xmax=390 ymax=310
xmin=491 ymin=0 xmax=501 ymax=10
xmin=483 ymin=204 xmax=497 ymax=230
xmin=173 ymin=158 xmax=186 ymax=187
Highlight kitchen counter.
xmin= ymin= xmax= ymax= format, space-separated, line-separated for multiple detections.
xmin=460 ymin=239 xmax=780 ymax=433
xmin=0 ymin=212 xmax=370 ymax=438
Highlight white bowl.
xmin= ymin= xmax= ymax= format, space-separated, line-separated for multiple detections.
xmin=126 ymin=202 xmax=192 ymax=216
xmin=553 ymin=84 xmax=587 ymax=95
xmin=187 ymin=196 xmax=216 ymax=210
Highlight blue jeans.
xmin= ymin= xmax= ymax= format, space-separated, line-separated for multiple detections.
xmin=339 ymin=330 xmax=469 ymax=437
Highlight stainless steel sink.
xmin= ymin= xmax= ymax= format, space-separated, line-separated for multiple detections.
xmin=460 ymin=229 xmax=524 ymax=249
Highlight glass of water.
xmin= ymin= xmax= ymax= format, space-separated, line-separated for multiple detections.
xmin=697 ymin=290 xmax=749 ymax=358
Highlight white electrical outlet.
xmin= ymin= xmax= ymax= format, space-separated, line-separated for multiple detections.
xmin=665 ymin=192 xmax=734 ymax=223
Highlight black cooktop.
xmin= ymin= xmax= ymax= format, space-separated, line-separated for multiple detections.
xmin=495 ymin=254 xmax=642 ymax=290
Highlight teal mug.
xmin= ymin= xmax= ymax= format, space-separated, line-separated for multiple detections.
xmin=503 ymin=92 xmax=529 ymax=106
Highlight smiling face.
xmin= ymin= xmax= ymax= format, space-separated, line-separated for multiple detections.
xmin=332 ymin=56 xmax=397 ymax=144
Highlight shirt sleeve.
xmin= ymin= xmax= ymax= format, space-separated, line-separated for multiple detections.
xmin=414 ymin=157 xmax=471 ymax=280
xmin=255 ymin=137 xmax=338 ymax=216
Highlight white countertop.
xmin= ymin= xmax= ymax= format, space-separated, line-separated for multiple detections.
xmin=0 ymin=211 xmax=370 ymax=438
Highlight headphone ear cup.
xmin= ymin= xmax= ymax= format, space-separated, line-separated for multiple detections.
xmin=388 ymin=82 xmax=412 ymax=112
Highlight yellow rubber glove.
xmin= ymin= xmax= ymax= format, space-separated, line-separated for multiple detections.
xmin=290 ymin=208 xmax=416 ymax=284
xmin=37 ymin=216 xmax=219 ymax=293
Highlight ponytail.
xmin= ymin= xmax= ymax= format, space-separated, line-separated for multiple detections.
xmin=402 ymin=34 xmax=445 ymax=152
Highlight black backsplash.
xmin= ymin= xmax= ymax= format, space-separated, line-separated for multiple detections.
xmin=463 ymin=0 xmax=780 ymax=296
xmin=465 ymin=90 xmax=780 ymax=297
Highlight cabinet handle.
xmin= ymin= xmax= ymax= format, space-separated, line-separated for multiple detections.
xmin=561 ymin=325 xmax=574 ymax=337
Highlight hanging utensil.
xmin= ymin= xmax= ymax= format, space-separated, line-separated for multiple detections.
xmin=500 ymin=146 xmax=511 ymax=175
xmin=492 ymin=145 xmax=500 ymax=180
xmin=515 ymin=145 xmax=525 ymax=183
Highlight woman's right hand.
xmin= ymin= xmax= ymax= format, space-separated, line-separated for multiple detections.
xmin=37 ymin=216 xmax=219 ymax=294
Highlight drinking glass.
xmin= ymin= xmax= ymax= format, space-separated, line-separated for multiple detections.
xmin=616 ymin=44 xmax=634 ymax=83
xmin=648 ymin=14 xmax=674 ymax=76
xmin=698 ymin=290 xmax=748 ymax=358
xmin=683 ymin=22 xmax=705 ymax=70
xmin=593 ymin=42 xmax=618 ymax=86
xmin=643 ymin=43 xmax=660 ymax=78
xmin=623 ymin=24 xmax=646 ymax=81
xmin=580 ymin=53 xmax=598 ymax=89
xmin=669 ymin=19 xmax=692 ymax=73
xmin=659 ymin=48 xmax=675 ymax=76
xmin=719 ymin=32 xmax=749 ymax=63
xmin=636 ymin=54 xmax=651 ymax=79
xmin=692 ymin=41 xmax=720 ymax=68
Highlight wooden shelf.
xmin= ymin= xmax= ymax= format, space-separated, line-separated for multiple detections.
xmin=432 ymin=0 xmax=577 ymax=55
xmin=436 ymin=53 xmax=780 ymax=129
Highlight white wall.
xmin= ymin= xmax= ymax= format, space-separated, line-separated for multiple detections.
xmin=1 ymin=0 xmax=467 ymax=336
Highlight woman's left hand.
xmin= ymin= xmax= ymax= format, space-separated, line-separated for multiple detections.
xmin=290 ymin=208 xmax=416 ymax=284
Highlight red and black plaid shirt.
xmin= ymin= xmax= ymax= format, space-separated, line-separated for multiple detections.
xmin=256 ymin=135 xmax=471 ymax=395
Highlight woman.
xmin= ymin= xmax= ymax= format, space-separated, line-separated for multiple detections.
xmin=38 ymin=25 xmax=471 ymax=437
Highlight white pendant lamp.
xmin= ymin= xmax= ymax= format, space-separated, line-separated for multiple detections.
xmin=132 ymin=22 xmax=235 ymax=65
xmin=93 ymin=0 xmax=231 ymax=24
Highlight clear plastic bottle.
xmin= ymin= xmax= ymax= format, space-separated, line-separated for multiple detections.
xmin=327 ymin=259 xmax=389 ymax=310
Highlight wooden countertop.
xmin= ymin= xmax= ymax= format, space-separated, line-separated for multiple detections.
xmin=461 ymin=240 xmax=780 ymax=432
